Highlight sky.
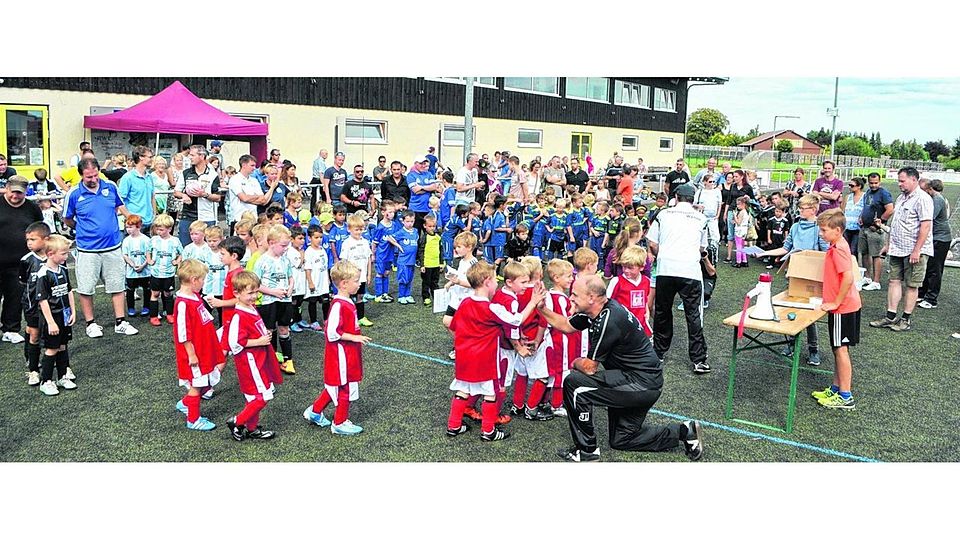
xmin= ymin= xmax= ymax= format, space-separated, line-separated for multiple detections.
xmin=685 ymin=78 xmax=960 ymax=145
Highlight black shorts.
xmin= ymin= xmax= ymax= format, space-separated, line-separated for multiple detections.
xmin=24 ymin=309 xmax=40 ymax=329
xmin=546 ymin=238 xmax=566 ymax=254
xmin=828 ymin=310 xmax=860 ymax=348
xmin=445 ymin=305 xmax=457 ymax=317
xmin=258 ymin=301 xmax=295 ymax=329
xmin=150 ymin=276 xmax=176 ymax=293
xmin=40 ymin=320 xmax=73 ymax=350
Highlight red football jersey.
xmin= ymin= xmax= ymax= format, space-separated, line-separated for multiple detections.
xmin=224 ymin=305 xmax=283 ymax=396
xmin=174 ymin=292 xmax=224 ymax=381
xmin=222 ymin=266 xmax=244 ymax=327
xmin=491 ymin=287 xmax=521 ymax=349
xmin=451 ymin=296 xmax=522 ymax=383
xmin=608 ymin=275 xmax=652 ymax=337
xmin=517 ymin=285 xmax=544 ymax=341
xmin=325 ymin=296 xmax=363 ymax=386
xmin=544 ymin=291 xmax=575 ymax=375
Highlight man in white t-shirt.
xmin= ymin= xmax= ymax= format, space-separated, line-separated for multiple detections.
xmin=227 ymin=154 xmax=270 ymax=227
xmin=453 ymin=153 xmax=483 ymax=205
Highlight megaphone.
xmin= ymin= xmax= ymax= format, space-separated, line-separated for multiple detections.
xmin=747 ymin=273 xmax=778 ymax=321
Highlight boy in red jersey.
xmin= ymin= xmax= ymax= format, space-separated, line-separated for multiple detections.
xmin=541 ymin=259 xmax=577 ymax=418
xmin=303 ymin=260 xmax=371 ymax=435
xmin=172 ymin=259 xmax=224 ymax=431
xmin=223 ymin=271 xmax=283 ymax=441
xmin=605 ymin=245 xmax=653 ymax=337
xmin=509 ymin=255 xmax=547 ymax=417
xmin=207 ymin=236 xmax=247 ymax=331
xmin=446 ymin=261 xmax=538 ymax=441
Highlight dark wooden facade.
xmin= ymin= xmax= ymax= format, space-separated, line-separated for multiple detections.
xmin=3 ymin=77 xmax=688 ymax=133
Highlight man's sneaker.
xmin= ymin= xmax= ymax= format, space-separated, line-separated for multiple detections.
xmin=811 ymin=387 xmax=836 ymax=401
xmin=115 ymin=320 xmax=139 ymax=335
xmin=246 ymin=427 xmax=276 ymax=440
xmin=303 ymin=406 xmax=332 ymax=427
xmin=862 ymin=281 xmax=881 ymax=291
xmin=448 ymin=350 xmax=456 ymax=360
xmin=806 ymin=351 xmax=822 ymax=366
xmin=176 ymin=400 xmax=188 ymax=414
xmin=39 ymin=380 xmax=59 ymax=396
xmin=357 ymin=317 xmax=374 ymax=327
xmin=917 ymin=300 xmax=936 ymax=309
xmin=126 ymin=308 xmax=136 ymax=317
xmin=309 ymin=322 xmax=323 ymax=332
xmin=551 ymin=406 xmax=568 ymax=417
xmin=423 ymin=298 xmax=433 ymax=307
xmin=523 ymin=406 xmax=554 ymax=421
xmin=2 ymin=331 xmax=25 ymax=344
xmin=165 ymin=315 xmax=175 ymax=324
xmin=818 ymin=394 xmax=856 ymax=409
xmin=149 ymin=317 xmax=162 ymax=327
xmin=85 ymin=323 xmax=104 ymax=338
xmin=480 ymin=428 xmax=511 ymax=442
xmin=289 ymin=322 xmax=304 ymax=333
xmin=889 ymin=319 xmax=911 ymax=332
xmin=57 ymin=377 xmax=77 ymax=390
xmin=140 ymin=307 xmax=150 ymax=317
xmin=446 ymin=424 xmax=470 ymax=437
xmin=186 ymin=417 xmax=216 ymax=431
xmin=462 ymin=408 xmax=482 ymax=422
xmin=692 ymin=361 xmax=712 ymax=374
xmin=681 ymin=420 xmax=705 ymax=461
xmin=331 ymin=419 xmax=363 ymax=436
xmin=27 ymin=371 xmax=40 ymax=386
xmin=557 ymin=446 xmax=600 ymax=462
xmin=201 ymin=388 xmax=214 ymax=400
xmin=869 ymin=317 xmax=897 ymax=329
xmin=781 ymin=345 xmax=794 ymax=357
xmin=495 ymin=414 xmax=512 ymax=425
xmin=280 ymin=360 xmax=296 ymax=374
xmin=64 ymin=367 xmax=76 ymax=381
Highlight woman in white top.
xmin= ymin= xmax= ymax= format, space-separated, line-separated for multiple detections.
xmin=526 ymin=160 xmax=542 ymax=197
xmin=839 ymin=176 xmax=865 ymax=256
xmin=693 ymin=174 xmax=724 ymax=264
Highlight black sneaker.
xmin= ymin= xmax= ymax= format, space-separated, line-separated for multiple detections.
xmin=446 ymin=424 xmax=470 ymax=437
xmin=480 ymin=428 xmax=511 ymax=442
xmin=508 ymin=404 xmax=523 ymax=417
xmin=231 ymin=424 xmax=247 ymax=442
xmin=246 ymin=427 xmax=276 ymax=440
xmin=557 ymin=446 xmax=601 ymax=462
xmin=681 ymin=420 xmax=705 ymax=461
xmin=523 ymin=406 xmax=554 ymax=421
xmin=692 ymin=361 xmax=712 ymax=374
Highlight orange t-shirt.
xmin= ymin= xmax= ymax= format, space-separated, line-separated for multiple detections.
xmin=617 ymin=177 xmax=634 ymax=203
xmin=822 ymin=237 xmax=862 ymax=314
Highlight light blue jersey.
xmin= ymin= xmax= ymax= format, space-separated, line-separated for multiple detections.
xmin=149 ymin=236 xmax=183 ymax=279
xmin=253 ymin=252 xmax=293 ymax=305
xmin=202 ymin=247 xmax=226 ymax=296
xmin=182 ymin=242 xmax=211 ymax=262
xmin=122 ymin=235 xmax=151 ymax=279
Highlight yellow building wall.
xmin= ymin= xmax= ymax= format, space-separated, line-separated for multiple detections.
xmin=0 ymin=87 xmax=684 ymax=176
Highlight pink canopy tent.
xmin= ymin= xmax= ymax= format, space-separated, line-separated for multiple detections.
xmin=83 ymin=80 xmax=268 ymax=161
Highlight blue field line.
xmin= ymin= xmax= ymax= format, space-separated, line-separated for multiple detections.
xmin=369 ymin=340 xmax=882 ymax=463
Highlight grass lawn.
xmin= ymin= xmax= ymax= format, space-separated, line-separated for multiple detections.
xmin=2 ymin=181 xmax=957 ymax=463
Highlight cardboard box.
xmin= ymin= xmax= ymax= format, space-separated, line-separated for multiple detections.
xmin=775 ymin=249 xmax=859 ymax=308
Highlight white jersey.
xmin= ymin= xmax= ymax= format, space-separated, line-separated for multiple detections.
xmin=253 ymin=252 xmax=293 ymax=305
xmin=202 ymin=246 xmax=226 ymax=296
xmin=694 ymin=188 xmax=723 ymax=219
xmin=149 ymin=236 xmax=183 ymax=279
xmin=303 ymin=245 xmax=330 ymax=298
xmin=285 ymin=245 xmax=307 ymax=297
xmin=646 ymin=201 xmax=708 ymax=282
xmin=339 ymin=236 xmax=372 ymax=283
xmin=122 ymin=235 xmax=151 ymax=279
xmin=448 ymin=257 xmax=479 ymax=309
xmin=182 ymin=242 xmax=211 ymax=263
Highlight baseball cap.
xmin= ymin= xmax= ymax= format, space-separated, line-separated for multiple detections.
xmin=5 ymin=175 xmax=28 ymax=193
xmin=209 ymin=139 xmax=223 ymax=148
xmin=411 ymin=155 xmax=428 ymax=164
xmin=318 ymin=212 xmax=335 ymax=226
xmin=676 ymin=183 xmax=696 ymax=198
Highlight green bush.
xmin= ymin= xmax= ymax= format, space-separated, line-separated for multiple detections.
xmin=775 ymin=139 xmax=794 ymax=153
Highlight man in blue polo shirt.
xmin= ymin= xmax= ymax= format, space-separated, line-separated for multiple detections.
xmin=425 ymin=147 xmax=439 ymax=176
xmin=63 ymin=158 xmax=139 ymax=339
xmin=118 ymin=145 xmax=156 ymax=234
xmin=406 ymin=155 xmax=440 ymax=231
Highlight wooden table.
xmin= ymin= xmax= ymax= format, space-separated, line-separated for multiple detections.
xmin=721 ymin=293 xmax=830 ymax=433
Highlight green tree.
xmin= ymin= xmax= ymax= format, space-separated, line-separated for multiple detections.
xmin=870 ymin=132 xmax=883 ymax=154
xmin=951 ymin=137 xmax=960 ymax=159
xmin=686 ymin=108 xmax=729 ymax=145
xmin=775 ymin=139 xmax=794 ymax=153
xmin=834 ymin=137 xmax=877 ymax=157
xmin=707 ymin=132 xmax=749 ymax=147
xmin=924 ymin=140 xmax=950 ymax=162
xmin=746 ymin=125 xmax=761 ymax=138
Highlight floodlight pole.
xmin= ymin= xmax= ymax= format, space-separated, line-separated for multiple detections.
xmin=772 ymin=115 xmax=800 ymax=157
xmin=828 ymin=77 xmax=839 ymax=162
xmin=463 ymin=77 xmax=474 ymax=164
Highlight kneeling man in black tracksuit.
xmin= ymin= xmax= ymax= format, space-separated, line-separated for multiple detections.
xmin=533 ymin=275 xmax=704 ymax=462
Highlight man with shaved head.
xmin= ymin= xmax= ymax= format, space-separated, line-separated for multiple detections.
xmin=533 ymin=275 xmax=704 ymax=462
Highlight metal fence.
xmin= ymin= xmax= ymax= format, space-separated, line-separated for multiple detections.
xmin=684 ymin=144 xmax=944 ymax=171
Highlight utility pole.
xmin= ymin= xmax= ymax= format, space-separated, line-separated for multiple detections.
xmin=828 ymin=77 xmax=839 ymax=162
xmin=463 ymin=77 xmax=474 ymax=164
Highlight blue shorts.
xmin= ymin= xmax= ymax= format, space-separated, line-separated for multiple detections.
xmin=484 ymin=245 xmax=504 ymax=263
xmin=375 ymin=254 xmax=395 ymax=275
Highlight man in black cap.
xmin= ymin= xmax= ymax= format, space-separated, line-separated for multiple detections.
xmin=647 ymin=183 xmax=711 ymax=374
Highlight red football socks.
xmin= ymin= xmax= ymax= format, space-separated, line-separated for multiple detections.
xmin=481 ymin=400 xmax=498 ymax=434
xmin=184 ymin=394 xmax=201 ymax=423
xmin=448 ymin=395 xmax=468 ymax=430
xmin=526 ymin=379 xmax=547 ymax=410
xmin=236 ymin=396 xmax=266 ymax=430
xmin=312 ymin=390 xmax=332 ymax=414
xmin=513 ymin=375 xmax=528 ymax=409
xmin=333 ymin=386 xmax=351 ymax=425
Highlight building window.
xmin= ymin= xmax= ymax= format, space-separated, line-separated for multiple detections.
xmin=344 ymin=119 xmax=388 ymax=144
xmin=427 ymin=77 xmax=497 ymax=88
xmin=566 ymin=77 xmax=609 ymax=102
xmin=442 ymin=124 xmax=477 ymax=147
xmin=517 ymin=128 xmax=543 ymax=148
xmin=503 ymin=77 xmax=559 ymax=96
xmin=0 ymin=105 xmax=49 ymax=176
xmin=659 ymin=137 xmax=674 ymax=151
xmin=653 ymin=88 xmax=677 ymax=112
xmin=622 ymin=135 xmax=639 ymax=151
xmin=614 ymin=80 xmax=650 ymax=109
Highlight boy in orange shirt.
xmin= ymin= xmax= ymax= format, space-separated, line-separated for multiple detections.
xmin=812 ymin=208 xmax=862 ymax=409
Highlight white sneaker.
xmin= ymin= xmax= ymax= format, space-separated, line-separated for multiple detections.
xmin=85 ymin=323 xmax=104 ymax=338
xmin=57 ymin=377 xmax=77 ymax=390
xmin=114 ymin=320 xmax=139 ymax=335
xmin=2 ymin=332 xmax=25 ymax=344
xmin=917 ymin=300 xmax=936 ymax=309
xmin=551 ymin=406 xmax=568 ymax=417
xmin=64 ymin=367 xmax=76 ymax=381
xmin=27 ymin=371 xmax=40 ymax=386
xmin=862 ymin=281 xmax=881 ymax=291
xmin=952 ymin=332 xmax=960 ymax=340
xmin=39 ymin=380 xmax=59 ymax=396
